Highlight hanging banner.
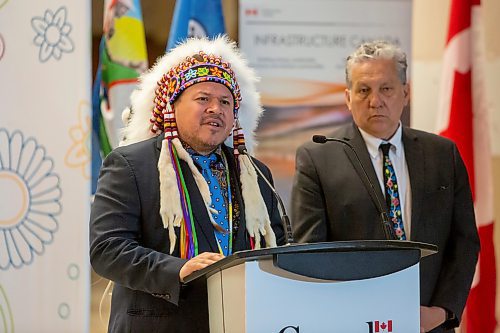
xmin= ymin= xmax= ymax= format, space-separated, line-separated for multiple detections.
xmin=91 ymin=0 xmax=148 ymax=193
xmin=239 ymin=0 xmax=412 ymax=206
xmin=0 ymin=1 xmax=90 ymax=332
xmin=167 ymin=0 xmax=226 ymax=51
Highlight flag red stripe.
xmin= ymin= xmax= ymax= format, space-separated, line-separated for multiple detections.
xmin=438 ymin=70 xmax=475 ymax=196
xmin=446 ymin=0 xmax=472 ymax=44
xmin=466 ymin=223 xmax=497 ymax=332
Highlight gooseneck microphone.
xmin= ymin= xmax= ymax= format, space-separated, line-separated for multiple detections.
xmin=312 ymin=135 xmax=396 ymax=240
xmin=237 ymin=145 xmax=294 ymax=245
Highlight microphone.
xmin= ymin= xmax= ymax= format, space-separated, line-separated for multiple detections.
xmin=237 ymin=145 xmax=294 ymax=245
xmin=312 ymin=135 xmax=396 ymax=240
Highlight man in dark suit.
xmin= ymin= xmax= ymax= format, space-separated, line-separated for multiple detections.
xmin=90 ymin=36 xmax=284 ymax=332
xmin=291 ymin=41 xmax=479 ymax=333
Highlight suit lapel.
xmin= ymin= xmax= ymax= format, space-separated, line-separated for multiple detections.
xmin=344 ymin=125 xmax=387 ymax=213
xmin=402 ymin=128 xmax=425 ymax=240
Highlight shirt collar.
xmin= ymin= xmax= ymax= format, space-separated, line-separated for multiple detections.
xmin=358 ymin=122 xmax=404 ymax=159
xmin=181 ymin=139 xmax=223 ymax=160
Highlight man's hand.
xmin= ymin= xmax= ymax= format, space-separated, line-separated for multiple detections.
xmin=420 ymin=306 xmax=446 ymax=332
xmin=179 ymin=252 xmax=225 ymax=282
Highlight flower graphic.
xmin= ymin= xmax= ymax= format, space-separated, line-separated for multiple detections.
xmin=168 ymin=79 xmax=178 ymax=93
xmin=65 ymin=101 xmax=91 ymax=179
xmin=209 ymin=67 xmax=223 ymax=78
xmin=0 ymin=129 xmax=61 ymax=270
xmin=31 ymin=6 xmax=74 ymax=62
xmin=223 ymin=71 xmax=232 ymax=82
xmin=197 ymin=67 xmax=210 ymax=76
xmin=184 ymin=68 xmax=197 ymax=80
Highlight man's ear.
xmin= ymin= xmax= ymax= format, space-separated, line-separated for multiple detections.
xmin=344 ymin=88 xmax=352 ymax=111
xmin=403 ymin=83 xmax=410 ymax=105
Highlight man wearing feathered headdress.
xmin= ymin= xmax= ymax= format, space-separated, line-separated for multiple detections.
xmin=90 ymin=36 xmax=284 ymax=332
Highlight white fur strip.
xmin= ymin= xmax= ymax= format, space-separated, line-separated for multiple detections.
xmin=158 ymin=139 xmax=183 ymax=254
xmin=238 ymin=155 xmax=277 ymax=249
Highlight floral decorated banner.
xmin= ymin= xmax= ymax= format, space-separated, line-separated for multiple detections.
xmin=0 ymin=1 xmax=90 ymax=331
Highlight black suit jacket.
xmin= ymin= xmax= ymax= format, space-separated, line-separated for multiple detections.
xmin=291 ymin=123 xmax=479 ymax=331
xmin=90 ymin=135 xmax=284 ymax=332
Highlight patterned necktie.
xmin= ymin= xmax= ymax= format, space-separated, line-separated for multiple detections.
xmin=380 ymin=143 xmax=406 ymax=240
xmin=192 ymin=153 xmax=230 ymax=255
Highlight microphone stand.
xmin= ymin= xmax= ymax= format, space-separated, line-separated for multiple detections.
xmin=312 ymin=135 xmax=396 ymax=240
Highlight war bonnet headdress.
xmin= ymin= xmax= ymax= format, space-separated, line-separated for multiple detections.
xmin=121 ymin=36 xmax=276 ymax=258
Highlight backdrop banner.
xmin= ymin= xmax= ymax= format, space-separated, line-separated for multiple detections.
xmin=0 ymin=1 xmax=91 ymax=332
xmin=239 ymin=0 xmax=412 ymax=208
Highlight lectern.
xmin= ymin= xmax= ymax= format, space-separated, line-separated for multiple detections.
xmin=185 ymin=240 xmax=437 ymax=333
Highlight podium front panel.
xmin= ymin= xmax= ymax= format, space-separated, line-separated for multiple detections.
xmin=207 ymin=258 xmax=420 ymax=332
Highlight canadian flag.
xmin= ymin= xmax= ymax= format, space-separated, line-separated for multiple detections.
xmin=375 ymin=320 xmax=393 ymax=332
xmin=436 ymin=0 xmax=497 ymax=332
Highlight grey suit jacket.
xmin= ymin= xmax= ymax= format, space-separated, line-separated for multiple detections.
xmin=291 ymin=123 xmax=479 ymax=331
xmin=90 ymin=135 xmax=284 ymax=332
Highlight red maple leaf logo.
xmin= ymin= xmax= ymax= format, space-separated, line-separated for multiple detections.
xmin=374 ymin=320 xmax=393 ymax=332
